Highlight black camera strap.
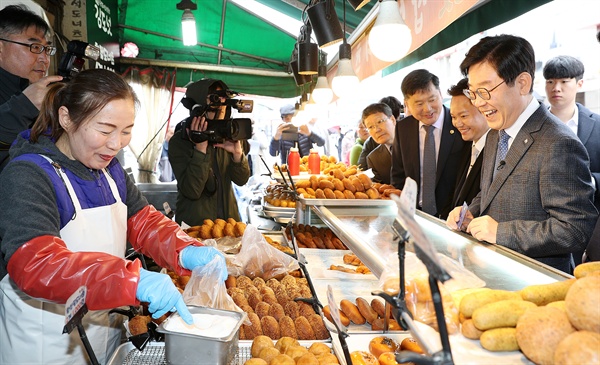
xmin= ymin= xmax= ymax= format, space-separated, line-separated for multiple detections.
xmin=211 ymin=147 xmax=225 ymax=219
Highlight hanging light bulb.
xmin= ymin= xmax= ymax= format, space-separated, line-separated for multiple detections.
xmin=368 ymin=0 xmax=412 ymax=62
xmin=312 ymin=52 xmax=333 ymax=105
xmin=304 ymin=92 xmax=318 ymax=114
xmin=331 ymin=0 xmax=359 ymax=99
xmin=177 ymin=0 xmax=198 ymax=46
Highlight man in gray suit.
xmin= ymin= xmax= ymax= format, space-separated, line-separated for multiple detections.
xmin=362 ymin=103 xmax=396 ymax=184
xmin=447 ymin=35 xmax=598 ymax=273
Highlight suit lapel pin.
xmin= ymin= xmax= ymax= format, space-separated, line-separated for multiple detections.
xmin=450 ymin=130 xmax=455 ymax=134
xmin=524 ymin=138 xmax=528 ymax=144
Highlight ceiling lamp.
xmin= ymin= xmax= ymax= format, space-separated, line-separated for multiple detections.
xmin=368 ymin=0 xmax=412 ymax=62
xmin=177 ymin=0 xmax=198 ymax=46
xmin=331 ymin=1 xmax=359 ymax=99
xmin=347 ymin=0 xmax=371 ymax=11
xmin=289 ymin=46 xmax=312 ymax=86
xmin=312 ymin=52 xmax=333 ymax=105
xmin=306 ymin=0 xmax=344 ymax=48
xmin=297 ymin=24 xmax=319 ymax=75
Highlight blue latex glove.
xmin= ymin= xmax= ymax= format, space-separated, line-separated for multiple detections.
xmin=180 ymin=246 xmax=228 ymax=281
xmin=136 ymin=268 xmax=193 ymax=324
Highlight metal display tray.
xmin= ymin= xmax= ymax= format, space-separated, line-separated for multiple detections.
xmin=298 ymin=196 xmax=396 ymax=207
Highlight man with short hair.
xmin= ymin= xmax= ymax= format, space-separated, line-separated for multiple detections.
xmin=448 ymin=78 xmax=490 ymax=207
xmin=0 ymin=5 xmax=62 ymax=171
xmin=362 ymin=103 xmax=396 ymax=184
xmin=391 ymin=69 xmax=469 ymax=219
xmin=447 ymin=35 xmax=597 ymax=272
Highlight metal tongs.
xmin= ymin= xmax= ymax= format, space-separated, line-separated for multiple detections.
xmin=109 ymin=306 xmax=164 ymax=351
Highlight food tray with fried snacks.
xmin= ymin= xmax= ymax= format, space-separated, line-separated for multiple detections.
xmin=298 ymin=196 xmax=396 ymax=207
xmin=272 ymin=172 xmax=324 ymax=183
xmin=262 ymin=201 xmax=296 ymax=213
xmin=298 ymin=248 xmax=377 ymax=280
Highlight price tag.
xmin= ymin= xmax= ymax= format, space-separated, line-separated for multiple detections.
xmin=400 ymin=177 xmax=417 ymax=217
xmin=65 ymin=286 xmax=87 ymax=324
xmin=326 ymin=285 xmax=344 ymax=331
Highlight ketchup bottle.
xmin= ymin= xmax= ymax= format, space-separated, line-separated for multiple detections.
xmin=308 ymin=149 xmax=320 ymax=175
xmin=287 ymin=145 xmax=300 ymax=176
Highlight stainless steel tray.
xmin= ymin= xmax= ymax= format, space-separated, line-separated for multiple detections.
xmin=298 ymin=196 xmax=396 ymax=207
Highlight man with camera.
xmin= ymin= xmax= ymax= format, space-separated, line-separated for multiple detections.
xmin=269 ymin=104 xmax=326 ymax=164
xmin=0 ymin=5 xmax=63 ymax=172
xmin=168 ymin=79 xmax=251 ymax=226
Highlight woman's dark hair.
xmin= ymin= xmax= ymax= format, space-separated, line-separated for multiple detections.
xmin=30 ymin=69 xmax=139 ymax=142
xmin=460 ymin=34 xmax=535 ymax=91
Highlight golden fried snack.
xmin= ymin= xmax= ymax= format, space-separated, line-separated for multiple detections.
xmin=356 ymin=297 xmax=378 ymax=324
xmin=211 ymin=224 xmax=224 ymax=238
xmin=365 ymin=187 xmax=380 ymax=199
xmin=357 ymin=173 xmax=372 ymax=189
xmin=252 ymin=277 xmax=266 ymax=288
xmin=343 ymin=167 xmax=357 ymax=177
xmin=307 ymin=314 xmax=329 ymax=340
xmin=371 ymin=318 xmax=402 ymax=331
xmin=275 ymin=336 xmax=300 ymax=353
xmin=308 ymin=342 xmax=331 ymax=357
xmin=258 ymin=347 xmax=280 ymax=364
xmin=377 ymin=184 xmax=395 ymax=194
xmin=350 ymin=176 xmax=365 ymax=192
xmin=128 ymin=315 xmax=151 ymax=336
xmin=242 ymin=313 xmax=263 ymax=340
xmin=266 ymin=278 xmax=282 ymax=291
xmin=340 ymin=299 xmax=365 ymax=324
xmin=232 ymin=293 xmax=249 ymax=307
xmin=199 ymin=225 xmax=213 ymax=239
xmin=240 ymin=304 xmax=255 ymax=314
xmin=400 ymin=337 xmax=424 ymax=354
xmin=316 ymin=353 xmax=339 ymax=364
xmin=296 ymin=187 xmax=308 ymax=197
xmin=331 ymin=190 xmax=344 ymax=199
xmin=318 ymin=179 xmax=335 ymax=190
xmin=250 ymin=335 xmax=274 ymax=358
xmin=329 ymin=265 xmax=356 ymax=273
xmin=323 ymin=305 xmax=351 ymax=327
xmin=331 ymin=168 xmax=345 ymax=181
xmin=314 ymin=188 xmax=325 ymax=199
xmin=342 ymin=178 xmax=356 ymax=193
xmin=203 ymin=219 xmax=215 ymax=227
xmin=354 ymin=191 xmax=369 ymax=199
xmin=309 ymin=175 xmax=319 ymax=190
xmin=313 ymin=237 xmax=326 ymax=249
xmin=262 ymin=293 xmax=278 ymax=306
xmin=255 ymin=301 xmax=271 ymax=319
xmin=343 ymin=190 xmax=355 ymax=199
xmin=278 ymin=316 xmax=298 ymax=339
xmin=239 ymin=326 xmax=247 ymax=340
xmin=295 ymin=179 xmax=311 ymax=189
xmin=227 ymin=217 xmax=237 ymax=225
xmin=270 ymin=354 xmax=295 ymax=365
xmin=235 ymin=222 xmax=247 ymax=237
xmin=227 ymin=287 xmax=244 ymax=297
xmin=331 ymin=237 xmax=346 ymax=249
xmin=260 ymin=315 xmax=280 ymax=339
xmin=284 ymin=301 xmax=300 ymax=320
xmin=285 ymin=345 xmax=309 ymax=362
xmin=369 ymin=336 xmax=400 ymax=359
xmin=269 ymin=303 xmax=286 ymax=322
xmin=331 ymin=178 xmax=344 ymax=191
xmin=247 ymin=292 xmax=263 ymax=310
xmin=295 ymin=316 xmax=316 ymax=340
xmin=343 ymin=253 xmax=362 ymax=266
xmin=225 ymin=275 xmax=236 ymax=289
xmin=224 ymin=223 xmax=235 ymax=237
xmin=296 ymin=352 xmax=319 ymax=365
xmin=305 ymin=187 xmax=316 ymax=197
xmin=323 ymin=237 xmax=337 ymax=249
xmin=323 ymin=188 xmax=336 ymax=199
xmin=298 ymin=302 xmax=316 ymax=318
xmin=259 ymin=286 xmax=275 ymax=297
xmin=356 ymin=265 xmax=372 ymax=274
xmin=186 ymin=230 xmax=199 ymax=238
xmin=236 ymin=275 xmax=254 ymax=289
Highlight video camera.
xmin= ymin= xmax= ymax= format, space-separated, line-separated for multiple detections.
xmin=180 ymin=81 xmax=254 ymax=144
xmin=57 ymin=40 xmax=101 ymax=81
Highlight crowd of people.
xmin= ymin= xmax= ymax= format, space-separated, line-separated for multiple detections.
xmin=0 ymin=4 xmax=598 ymax=364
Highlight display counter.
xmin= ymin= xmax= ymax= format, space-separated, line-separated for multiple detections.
xmin=307 ymin=204 xmax=571 ymax=290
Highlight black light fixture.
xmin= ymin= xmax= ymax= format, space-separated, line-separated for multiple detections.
xmin=297 ymin=24 xmax=319 ymax=75
xmin=289 ymin=46 xmax=312 ymax=86
xmin=331 ymin=0 xmax=359 ymax=98
xmin=347 ymin=0 xmax=371 ymax=11
xmin=306 ymin=0 xmax=344 ymax=48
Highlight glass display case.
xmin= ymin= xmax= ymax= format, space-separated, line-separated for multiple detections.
xmin=307 ymin=204 xmax=571 ymax=291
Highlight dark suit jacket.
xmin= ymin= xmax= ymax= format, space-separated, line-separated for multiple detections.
xmin=452 ymin=148 xmax=484 ymax=207
xmin=390 ymin=106 xmax=470 ymax=219
xmin=576 ymin=103 xmax=600 ymax=209
xmin=357 ymin=136 xmax=379 ymax=170
xmin=367 ymin=144 xmax=391 ymax=184
xmin=470 ymin=105 xmax=598 ymax=272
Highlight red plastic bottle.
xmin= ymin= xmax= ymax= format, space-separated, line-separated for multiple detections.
xmin=308 ymin=149 xmax=320 ymax=175
xmin=287 ymin=146 xmax=300 ymax=176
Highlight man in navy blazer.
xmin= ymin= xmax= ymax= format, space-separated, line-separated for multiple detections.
xmin=390 ymin=69 xmax=469 ymax=219
xmin=447 ymin=35 xmax=598 ymax=273
xmin=544 ymin=55 xmax=600 ymax=264
xmin=447 ymin=78 xmax=490 ymax=208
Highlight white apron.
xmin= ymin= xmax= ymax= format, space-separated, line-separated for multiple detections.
xmin=0 ymin=161 xmax=128 ymax=365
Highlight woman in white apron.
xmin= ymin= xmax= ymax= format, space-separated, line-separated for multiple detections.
xmin=0 ymin=69 xmax=227 ymax=364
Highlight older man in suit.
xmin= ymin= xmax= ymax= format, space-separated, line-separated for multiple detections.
xmin=447 ymin=35 xmax=598 ymax=273
xmin=448 ymin=78 xmax=489 ymax=207
xmin=362 ymin=103 xmax=396 ymax=184
xmin=391 ymin=69 xmax=469 ymax=219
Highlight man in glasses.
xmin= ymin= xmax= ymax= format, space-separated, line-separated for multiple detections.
xmin=0 ymin=5 xmax=62 ymax=171
xmin=361 ymin=103 xmax=396 ymax=184
xmin=446 ymin=35 xmax=597 ymax=273
xmin=390 ymin=69 xmax=469 ymax=220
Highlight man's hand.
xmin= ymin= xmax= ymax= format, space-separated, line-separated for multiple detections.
xmin=446 ymin=206 xmax=473 ymax=231
xmin=213 ymin=139 xmax=244 ymax=162
xmin=467 ymin=215 xmax=498 ymax=243
xmin=298 ymin=124 xmax=311 ymax=136
xmin=274 ymin=123 xmax=294 ymax=141
xmin=189 ymin=116 xmax=208 ymax=153
xmin=22 ymin=75 xmax=63 ymax=109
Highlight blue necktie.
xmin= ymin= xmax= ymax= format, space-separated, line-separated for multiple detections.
xmin=422 ymin=125 xmax=437 ymax=215
xmin=494 ymin=130 xmax=509 ymax=177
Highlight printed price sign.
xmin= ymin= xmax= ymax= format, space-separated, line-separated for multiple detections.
xmin=326 ymin=285 xmax=344 ymax=331
xmin=400 ymin=177 xmax=417 ymax=217
xmin=65 ymin=286 xmax=87 ymax=324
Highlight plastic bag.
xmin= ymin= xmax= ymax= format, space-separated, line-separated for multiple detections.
xmin=377 ymin=251 xmax=484 ymax=334
xmin=228 ymin=224 xmax=300 ymax=280
xmin=182 ymin=255 xmax=242 ymax=314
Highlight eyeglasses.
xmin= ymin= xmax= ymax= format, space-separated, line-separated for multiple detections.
xmin=366 ymin=118 xmax=388 ymax=131
xmin=463 ymin=80 xmax=505 ymax=101
xmin=0 ymin=37 xmax=56 ymax=56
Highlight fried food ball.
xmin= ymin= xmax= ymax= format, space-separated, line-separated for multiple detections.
xmin=268 ymin=303 xmax=286 ymax=322
xmin=296 ymin=352 xmax=319 ymax=365
xmin=236 ymin=275 xmax=254 ymax=289
xmin=278 ymin=316 xmax=298 ymax=339
xmin=235 ymin=222 xmax=247 ymax=237
xmin=203 ymin=219 xmax=215 ymax=227
xmin=248 ymin=292 xmax=263 ymax=310
xmin=214 ymin=218 xmax=227 ymax=227
xmin=285 ymin=345 xmax=309 ymax=361
xmin=260 ymin=286 xmax=276 ymax=297
xmin=298 ymin=302 xmax=316 ymax=318
xmin=343 ymin=190 xmax=355 ymax=199
xmin=333 ymin=190 xmax=345 ymax=199
xmin=307 ymin=314 xmax=330 ymax=340
xmin=255 ymin=301 xmax=271 ymax=319
xmin=284 ymin=301 xmax=300 ymax=320
xmin=211 ymin=224 xmax=224 ymax=238
xmin=316 ymin=353 xmax=339 ymax=364
xmin=232 ymin=293 xmax=249 ymax=308
xmin=295 ymin=316 xmax=316 ymax=340
xmin=262 ymin=293 xmax=279 ymax=306
xmin=128 ymin=315 xmax=151 ymax=336
xmin=227 ymin=217 xmax=237 ymax=225
xmin=251 ymin=335 xmax=274 ymax=358
xmin=258 ymin=346 xmax=280 ymax=364
xmin=224 ymin=223 xmax=235 ymax=237
xmin=199 ymin=225 xmax=213 ymax=239
xmin=244 ymin=358 xmax=267 ymax=365
xmin=269 ymin=354 xmax=295 ymax=365
xmin=275 ymin=336 xmax=300 ymax=353
xmin=240 ymin=304 xmax=255 ymax=314
xmin=309 ymin=342 xmax=331 ymax=357
xmin=243 ymin=313 xmax=263 ymax=340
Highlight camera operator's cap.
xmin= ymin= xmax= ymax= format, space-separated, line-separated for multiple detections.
xmin=280 ymin=104 xmax=295 ymax=116
xmin=184 ymin=78 xmax=229 ymax=106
